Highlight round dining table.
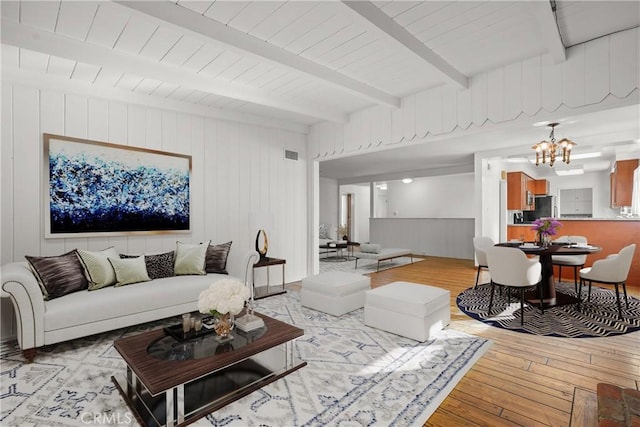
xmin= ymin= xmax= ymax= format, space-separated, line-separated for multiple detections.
xmin=497 ymin=242 xmax=602 ymax=308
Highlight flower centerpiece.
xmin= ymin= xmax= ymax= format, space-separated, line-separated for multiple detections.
xmin=197 ymin=279 xmax=250 ymax=339
xmin=531 ymin=217 xmax=562 ymax=247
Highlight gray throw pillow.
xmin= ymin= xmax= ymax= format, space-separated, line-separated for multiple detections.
xmin=25 ymin=250 xmax=88 ymax=300
xmin=360 ymin=243 xmax=381 ymax=254
xmin=77 ymin=247 xmax=119 ymax=290
xmin=205 ymin=241 xmax=232 ymax=274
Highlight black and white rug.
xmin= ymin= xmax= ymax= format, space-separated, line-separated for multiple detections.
xmin=1 ymin=291 xmax=490 ymax=427
xmin=457 ymin=282 xmax=640 ymax=338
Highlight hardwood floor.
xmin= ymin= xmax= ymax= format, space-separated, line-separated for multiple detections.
xmin=292 ymin=256 xmax=640 ymax=427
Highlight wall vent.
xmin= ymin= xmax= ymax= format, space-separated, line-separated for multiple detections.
xmin=284 ymin=150 xmax=298 ymax=160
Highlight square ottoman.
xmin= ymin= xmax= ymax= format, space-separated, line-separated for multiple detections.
xmin=364 ymin=281 xmax=450 ymax=341
xmin=301 ymin=271 xmax=371 ymax=316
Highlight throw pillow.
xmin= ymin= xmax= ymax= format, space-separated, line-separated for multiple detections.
xmin=120 ymin=251 xmax=175 ymax=280
xmin=360 ymin=243 xmax=381 ymax=254
xmin=108 ymin=256 xmax=151 ymax=286
xmin=319 ymin=224 xmax=330 ymax=239
xmin=77 ymin=247 xmax=120 ymax=290
xmin=205 ymin=241 xmax=232 ymax=274
xmin=25 ymin=250 xmax=88 ymax=300
xmin=174 ymin=241 xmax=210 ymax=275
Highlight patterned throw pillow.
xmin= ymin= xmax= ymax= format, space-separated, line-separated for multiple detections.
xmin=205 ymin=241 xmax=232 ymax=274
xmin=25 ymin=250 xmax=88 ymax=300
xmin=77 ymin=247 xmax=120 ymax=290
xmin=120 ymin=251 xmax=175 ymax=280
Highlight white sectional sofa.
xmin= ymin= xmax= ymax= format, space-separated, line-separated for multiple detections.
xmin=1 ymin=248 xmax=258 ymax=362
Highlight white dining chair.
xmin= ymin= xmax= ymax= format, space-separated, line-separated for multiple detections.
xmin=473 ymin=236 xmax=494 ymax=289
xmin=485 ymin=246 xmax=542 ymax=325
xmin=579 ymin=243 xmax=636 ymax=319
xmin=552 ymin=235 xmax=588 ymax=294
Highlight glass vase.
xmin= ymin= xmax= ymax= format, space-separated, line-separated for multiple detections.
xmin=213 ymin=313 xmax=235 ymax=343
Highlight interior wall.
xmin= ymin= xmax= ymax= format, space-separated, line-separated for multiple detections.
xmin=383 ymin=174 xmax=474 ymax=218
xmin=319 ymin=177 xmax=339 ymax=237
xmin=547 ymin=171 xmax=618 ymax=218
xmin=1 ymin=82 xmax=308 ymax=341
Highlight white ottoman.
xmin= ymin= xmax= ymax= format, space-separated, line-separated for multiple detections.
xmin=364 ymin=281 xmax=450 ymax=341
xmin=301 ymin=271 xmax=371 ymax=316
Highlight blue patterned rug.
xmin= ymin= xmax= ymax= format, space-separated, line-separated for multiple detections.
xmin=1 ymin=291 xmax=490 ymax=426
xmin=457 ymin=282 xmax=640 ymax=338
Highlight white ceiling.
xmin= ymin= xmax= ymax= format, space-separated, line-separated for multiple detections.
xmin=1 ymin=1 xmax=639 ymax=179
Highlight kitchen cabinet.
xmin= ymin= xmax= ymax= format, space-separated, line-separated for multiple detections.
xmin=610 ymin=159 xmax=639 ymax=207
xmin=507 ymin=172 xmax=535 ymax=210
xmin=533 ymin=179 xmax=549 ymax=195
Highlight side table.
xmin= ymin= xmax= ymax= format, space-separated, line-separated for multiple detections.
xmin=253 ymin=257 xmax=286 ymax=299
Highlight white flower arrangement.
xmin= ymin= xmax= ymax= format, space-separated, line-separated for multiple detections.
xmin=197 ymin=279 xmax=250 ymax=316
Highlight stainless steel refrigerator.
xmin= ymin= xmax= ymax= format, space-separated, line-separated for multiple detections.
xmin=523 ymin=195 xmax=554 ymax=222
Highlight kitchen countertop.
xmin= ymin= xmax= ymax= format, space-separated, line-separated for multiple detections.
xmin=509 ymin=218 xmax=640 ymax=225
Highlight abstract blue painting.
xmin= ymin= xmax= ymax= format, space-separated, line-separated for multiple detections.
xmin=44 ymin=134 xmax=191 ymax=237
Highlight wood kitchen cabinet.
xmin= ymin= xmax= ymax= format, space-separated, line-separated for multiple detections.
xmin=610 ymin=159 xmax=639 ymax=207
xmin=533 ymin=179 xmax=549 ymax=195
xmin=507 ymin=172 xmax=535 ymax=210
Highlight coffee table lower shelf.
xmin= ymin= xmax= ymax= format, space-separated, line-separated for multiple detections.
xmin=112 ymin=358 xmax=306 ymax=427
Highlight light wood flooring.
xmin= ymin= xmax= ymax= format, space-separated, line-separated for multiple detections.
xmin=290 ymin=256 xmax=640 ymax=427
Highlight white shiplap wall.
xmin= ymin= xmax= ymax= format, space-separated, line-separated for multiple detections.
xmin=308 ymin=28 xmax=639 ymax=158
xmin=0 ymin=82 xmax=308 ymax=340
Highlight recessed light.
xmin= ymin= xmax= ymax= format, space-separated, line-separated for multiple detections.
xmin=402 ymin=178 xmax=413 ymax=184
xmin=555 ymin=169 xmax=584 ymax=176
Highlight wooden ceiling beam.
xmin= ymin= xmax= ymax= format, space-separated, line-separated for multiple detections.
xmin=342 ymin=1 xmax=468 ymax=90
xmin=114 ymin=1 xmax=401 ymax=109
xmin=1 ymin=19 xmax=347 ymax=123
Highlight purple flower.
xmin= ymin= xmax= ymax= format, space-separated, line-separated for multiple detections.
xmin=531 ymin=217 xmax=562 ymax=236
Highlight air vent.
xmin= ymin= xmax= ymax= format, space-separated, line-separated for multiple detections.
xmin=284 ymin=150 xmax=298 ymax=160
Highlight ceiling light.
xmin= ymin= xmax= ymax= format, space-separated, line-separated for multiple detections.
xmin=532 ymin=123 xmax=576 ymax=166
xmin=402 ymin=178 xmax=413 ymax=184
xmin=555 ymin=169 xmax=584 ymax=176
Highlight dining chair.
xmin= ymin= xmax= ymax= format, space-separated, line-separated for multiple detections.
xmin=579 ymin=243 xmax=636 ymax=319
xmin=473 ymin=236 xmax=494 ymax=289
xmin=552 ymin=235 xmax=588 ymax=294
xmin=485 ymin=246 xmax=543 ymax=325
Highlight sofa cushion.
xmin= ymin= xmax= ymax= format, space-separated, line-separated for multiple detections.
xmin=174 ymin=241 xmax=209 ymax=275
xmin=120 ymin=251 xmax=175 ymax=280
xmin=360 ymin=243 xmax=381 ymax=253
xmin=44 ymin=274 xmax=224 ymax=331
xmin=109 ymin=256 xmax=151 ymax=286
xmin=25 ymin=251 xmax=88 ymax=300
xmin=77 ymin=247 xmax=119 ymax=290
xmin=205 ymin=241 xmax=232 ymax=274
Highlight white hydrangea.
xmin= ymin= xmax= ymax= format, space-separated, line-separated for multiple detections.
xmin=197 ymin=279 xmax=250 ymax=316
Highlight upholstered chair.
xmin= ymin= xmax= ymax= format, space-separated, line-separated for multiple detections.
xmin=579 ymin=244 xmax=636 ymax=319
xmin=552 ymin=235 xmax=588 ymax=294
xmin=473 ymin=236 xmax=494 ymax=289
xmin=486 ymin=246 xmax=542 ymax=325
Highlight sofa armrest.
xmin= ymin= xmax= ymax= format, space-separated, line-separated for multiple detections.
xmin=1 ymin=262 xmax=46 ymax=349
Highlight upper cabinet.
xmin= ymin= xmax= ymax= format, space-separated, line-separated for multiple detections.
xmin=507 ymin=172 xmax=535 ymax=210
xmin=610 ymin=159 xmax=639 ymax=207
xmin=533 ymin=179 xmax=549 ymax=195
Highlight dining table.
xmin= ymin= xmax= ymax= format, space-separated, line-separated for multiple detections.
xmin=497 ymin=242 xmax=602 ymax=308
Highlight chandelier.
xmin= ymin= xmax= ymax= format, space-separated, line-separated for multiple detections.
xmin=532 ymin=123 xmax=576 ymax=166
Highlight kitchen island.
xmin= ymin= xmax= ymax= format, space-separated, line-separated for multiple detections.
xmin=507 ymin=219 xmax=640 ymax=287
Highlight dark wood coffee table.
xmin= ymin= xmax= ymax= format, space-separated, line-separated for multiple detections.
xmin=112 ymin=312 xmax=306 ymax=427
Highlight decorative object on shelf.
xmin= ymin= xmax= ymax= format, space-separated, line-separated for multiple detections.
xmin=531 ymin=123 xmax=576 ymax=166
xmin=338 ymin=224 xmax=348 ymax=240
xmin=255 ymin=229 xmax=269 ymax=259
xmin=531 ymin=217 xmax=562 ymax=247
xmin=198 ymin=279 xmax=249 ymax=341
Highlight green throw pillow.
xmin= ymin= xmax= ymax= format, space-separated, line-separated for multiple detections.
xmin=77 ymin=247 xmax=120 ymax=290
xmin=174 ymin=241 xmax=210 ymax=275
xmin=108 ymin=256 xmax=151 ymax=286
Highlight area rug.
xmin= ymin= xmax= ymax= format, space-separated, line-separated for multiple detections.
xmin=457 ymin=282 xmax=640 ymax=338
xmin=1 ymin=291 xmax=490 ymax=427
xmin=319 ymin=256 xmax=420 ymax=274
